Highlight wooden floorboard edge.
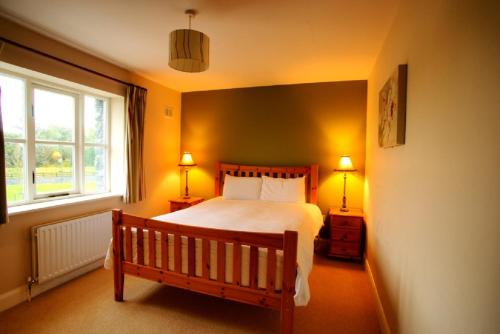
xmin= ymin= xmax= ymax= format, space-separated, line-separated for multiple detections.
xmin=365 ymin=258 xmax=391 ymax=334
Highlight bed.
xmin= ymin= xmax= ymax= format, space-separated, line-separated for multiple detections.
xmin=109 ymin=162 xmax=321 ymax=333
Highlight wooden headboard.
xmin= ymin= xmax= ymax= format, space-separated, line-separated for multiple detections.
xmin=214 ymin=162 xmax=319 ymax=204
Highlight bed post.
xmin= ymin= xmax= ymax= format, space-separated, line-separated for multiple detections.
xmin=214 ymin=162 xmax=222 ymax=196
xmin=309 ymin=164 xmax=319 ymax=205
xmin=112 ymin=209 xmax=124 ymax=302
xmin=281 ymin=230 xmax=298 ymax=334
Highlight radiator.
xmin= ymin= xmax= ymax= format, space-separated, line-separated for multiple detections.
xmin=31 ymin=211 xmax=112 ymax=284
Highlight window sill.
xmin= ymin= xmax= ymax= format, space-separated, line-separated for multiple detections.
xmin=8 ymin=193 xmax=123 ymax=216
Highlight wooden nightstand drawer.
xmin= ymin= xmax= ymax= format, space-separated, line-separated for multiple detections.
xmin=327 ymin=208 xmax=364 ymax=261
xmin=330 ymin=228 xmax=361 ymax=242
xmin=330 ymin=215 xmax=363 ymax=229
xmin=169 ymin=197 xmax=203 ymax=212
xmin=170 ymin=202 xmax=190 ymax=212
xmin=329 ymin=242 xmax=361 ymax=258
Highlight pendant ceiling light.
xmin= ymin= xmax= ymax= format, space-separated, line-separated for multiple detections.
xmin=169 ymin=9 xmax=210 ymax=73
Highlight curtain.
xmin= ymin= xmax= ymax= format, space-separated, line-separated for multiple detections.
xmin=124 ymin=85 xmax=147 ymax=204
xmin=0 ymin=87 xmax=8 ymax=224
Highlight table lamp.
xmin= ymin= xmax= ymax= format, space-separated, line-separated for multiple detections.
xmin=178 ymin=152 xmax=197 ymax=198
xmin=334 ymin=155 xmax=357 ymax=212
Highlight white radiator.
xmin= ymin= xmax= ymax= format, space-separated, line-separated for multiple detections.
xmin=31 ymin=211 xmax=112 ymax=284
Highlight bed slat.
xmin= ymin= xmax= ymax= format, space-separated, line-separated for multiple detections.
xmin=188 ymin=237 xmax=196 ymax=276
xmin=148 ymin=230 xmax=156 ymax=267
xmin=233 ymin=242 xmax=241 ymax=286
xmin=161 ymin=232 xmax=168 ymax=270
xmin=137 ymin=228 xmax=144 ymax=265
xmin=202 ymin=239 xmax=210 ymax=279
xmin=217 ymin=241 xmax=225 ymax=283
xmin=174 ymin=234 xmax=181 ymax=273
xmin=249 ymin=246 xmax=258 ymax=289
xmin=125 ymin=227 xmax=132 ymax=262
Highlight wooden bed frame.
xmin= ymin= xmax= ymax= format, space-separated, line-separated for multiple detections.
xmin=112 ymin=162 xmax=319 ymax=334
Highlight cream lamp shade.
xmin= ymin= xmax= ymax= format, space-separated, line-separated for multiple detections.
xmin=179 ymin=152 xmax=196 ymax=167
xmin=179 ymin=152 xmax=196 ymax=198
xmin=335 ymin=155 xmax=357 ymax=172
xmin=169 ymin=10 xmax=209 ymax=73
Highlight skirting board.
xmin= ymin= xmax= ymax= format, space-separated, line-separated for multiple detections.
xmin=365 ymin=258 xmax=392 ymax=334
xmin=0 ymin=285 xmax=26 ymax=314
xmin=0 ymin=258 xmax=104 ymax=313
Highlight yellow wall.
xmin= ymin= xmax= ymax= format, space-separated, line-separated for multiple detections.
xmin=181 ymin=81 xmax=367 ymax=213
xmin=364 ymin=0 xmax=500 ymax=333
xmin=0 ymin=17 xmax=181 ymax=296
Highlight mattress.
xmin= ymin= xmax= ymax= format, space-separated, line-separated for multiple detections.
xmin=105 ymin=197 xmax=323 ymax=306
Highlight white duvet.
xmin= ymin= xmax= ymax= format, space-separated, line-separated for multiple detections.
xmin=105 ymin=197 xmax=322 ymax=306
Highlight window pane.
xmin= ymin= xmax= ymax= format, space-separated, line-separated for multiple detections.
xmin=84 ymin=146 xmax=106 ymax=193
xmin=0 ymin=74 xmax=26 ymax=139
xmin=34 ymin=88 xmax=75 ymax=142
xmin=84 ymin=96 xmax=106 ymax=144
xmin=35 ymin=144 xmax=74 ymax=194
xmin=4 ymin=142 xmax=25 ymax=203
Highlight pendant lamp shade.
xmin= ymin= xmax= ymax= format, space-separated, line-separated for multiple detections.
xmin=169 ymin=29 xmax=209 ymax=73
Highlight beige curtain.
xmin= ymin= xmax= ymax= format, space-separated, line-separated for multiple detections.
xmin=0 ymin=87 xmax=8 ymax=224
xmin=124 ymin=85 xmax=147 ymax=204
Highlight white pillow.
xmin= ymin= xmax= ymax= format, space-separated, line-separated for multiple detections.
xmin=222 ymin=175 xmax=262 ymax=200
xmin=260 ymin=176 xmax=306 ymax=203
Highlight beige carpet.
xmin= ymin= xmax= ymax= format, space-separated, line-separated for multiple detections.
xmin=0 ymin=256 xmax=380 ymax=333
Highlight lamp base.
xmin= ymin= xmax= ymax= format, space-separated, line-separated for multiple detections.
xmin=182 ymin=195 xmax=191 ymax=199
xmin=340 ymin=194 xmax=349 ymax=212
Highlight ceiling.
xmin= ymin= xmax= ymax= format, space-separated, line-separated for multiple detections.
xmin=0 ymin=0 xmax=399 ymax=92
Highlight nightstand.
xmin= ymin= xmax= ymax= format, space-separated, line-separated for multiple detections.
xmin=328 ymin=208 xmax=364 ymax=261
xmin=169 ymin=197 xmax=203 ymax=212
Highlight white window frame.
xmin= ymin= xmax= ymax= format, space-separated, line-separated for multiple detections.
xmin=82 ymin=94 xmax=111 ymax=195
xmin=1 ymin=68 xmax=111 ymax=207
xmin=31 ymin=83 xmax=80 ymax=198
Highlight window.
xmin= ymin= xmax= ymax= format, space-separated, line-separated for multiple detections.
xmin=1 ymin=71 xmax=110 ymax=206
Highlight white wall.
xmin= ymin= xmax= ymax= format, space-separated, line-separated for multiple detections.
xmin=364 ymin=0 xmax=500 ymax=333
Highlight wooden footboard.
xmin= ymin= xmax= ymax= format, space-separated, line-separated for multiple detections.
xmin=112 ymin=209 xmax=298 ymax=334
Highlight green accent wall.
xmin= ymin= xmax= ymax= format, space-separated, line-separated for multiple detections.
xmin=181 ymin=80 xmax=366 ymax=213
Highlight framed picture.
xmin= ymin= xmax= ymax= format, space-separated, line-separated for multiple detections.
xmin=378 ymin=64 xmax=407 ymax=148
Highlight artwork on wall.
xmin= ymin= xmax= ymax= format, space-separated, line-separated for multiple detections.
xmin=378 ymin=64 xmax=407 ymax=148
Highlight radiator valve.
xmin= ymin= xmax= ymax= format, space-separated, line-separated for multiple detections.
xmin=27 ymin=276 xmax=37 ymax=302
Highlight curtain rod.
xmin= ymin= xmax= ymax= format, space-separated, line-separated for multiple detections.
xmin=0 ymin=36 xmax=146 ymax=91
